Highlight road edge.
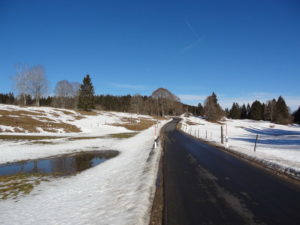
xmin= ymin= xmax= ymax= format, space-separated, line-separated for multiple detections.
xmin=180 ymin=128 xmax=300 ymax=185
xmin=149 ymin=122 xmax=168 ymax=225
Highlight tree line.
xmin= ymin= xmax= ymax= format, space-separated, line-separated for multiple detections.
xmin=1 ymin=64 xmax=299 ymax=124
xmin=227 ymin=96 xmax=292 ymax=124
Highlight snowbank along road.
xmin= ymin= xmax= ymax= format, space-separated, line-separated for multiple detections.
xmin=162 ymin=118 xmax=300 ymax=225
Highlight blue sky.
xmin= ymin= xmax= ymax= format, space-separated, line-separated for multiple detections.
xmin=0 ymin=0 xmax=300 ymax=110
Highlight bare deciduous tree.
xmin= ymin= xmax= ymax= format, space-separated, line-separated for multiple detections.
xmin=130 ymin=94 xmax=143 ymax=114
xmin=14 ymin=63 xmax=30 ymax=105
xmin=54 ymin=80 xmax=80 ymax=108
xmin=26 ymin=65 xmax=48 ymax=106
xmin=151 ymin=88 xmax=180 ymax=116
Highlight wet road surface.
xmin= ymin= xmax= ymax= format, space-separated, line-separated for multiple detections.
xmin=163 ymin=119 xmax=300 ymax=225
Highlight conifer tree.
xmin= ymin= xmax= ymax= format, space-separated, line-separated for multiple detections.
xmin=261 ymin=103 xmax=266 ymax=120
xmin=229 ymin=103 xmax=241 ymax=119
xmin=77 ymin=74 xmax=95 ymax=111
xmin=250 ymin=100 xmax=263 ymax=120
xmin=241 ymin=104 xmax=247 ymax=119
xmin=197 ymin=103 xmax=204 ymax=116
xmin=265 ymin=99 xmax=277 ymax=121
xmin=203 ymin=92 xmax=223 ymax=121
xmin=274 ymin=96 xmax=290 ymax=124
xmin=246 ymin=104 xmax=251 ymax=119
xmin=224 ymin=108 xmax=229 ymax=117
xmin=293 ymin=106 xmax=300 ymax=124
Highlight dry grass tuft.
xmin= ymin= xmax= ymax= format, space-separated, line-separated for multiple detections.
xmin=111 ymin=118 xmax=157 ymax=131
xmin=108 ymin=132 xmax=138 ymax=138
xmin=0 ymin=173 xmax=50 ymax=200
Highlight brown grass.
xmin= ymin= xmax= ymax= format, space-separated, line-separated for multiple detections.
xmin=56 ymin=109 xmax=76 ymax=115
xmin=0 ymin=135 xmax=65 ymax=140
xmin=0 ymin=109 xmax=81 ymax=133
xmin=152 ymin=115 xmax=167 ymax=120
xmin=111 ymin=118 xmax=157 ymax=131
xmin=0 ymin=115 xmax=81 ymax=133
xmin=68 ymin=136 xmax=105 ymax=141
xmin=75 ymin=110 xmax=99 ymax=116
xmin=0 ymin=173 xmax=50 ymax=200
xmin=73 ymin=115 xmax=85 ymax=120
xmin=186 ymin=120 xmax=201 ymax=126
xmin=0 ymin=109 xmax=43 ymax=117
xmin=108 ymin=132 xmax=138 ymax=138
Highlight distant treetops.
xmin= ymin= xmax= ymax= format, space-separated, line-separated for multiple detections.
xmin=228 ymin=96 xmax=291 ymax=125
xmin=2 ymin=64 xmax=300 ymax=124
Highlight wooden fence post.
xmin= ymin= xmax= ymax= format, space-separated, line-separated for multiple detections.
xmin=221 ymin=126 xmax=224 ymax=144
xmin=254 ymin=134 xmax=259 ymax=152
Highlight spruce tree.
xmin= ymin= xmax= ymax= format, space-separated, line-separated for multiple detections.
xmin=241 ymin=104 xmax=247 ymax=119
xmin=250 ymin=100 xmax=263 ymax=120
xmin=293 ymin=106 xmax=300 ymax=124
xmin=229 ymin=103 xmax=241 ymax=119
xmin=274 ymin=96 xmax=290 ymax=124
xmin=261 ymin=103 xmax=266 ymax=120
xmin=77 ymin=74 xmax=95 ymax=111
xmin=246 ymin=104 xmax=251 ymax=119
xmin=203 ymin=92 xmax=223 ymax=121
xmin=265 ymin=99 xmax=277 ymax=121
xmin=197 ymin=103 xmax=204 ymax=116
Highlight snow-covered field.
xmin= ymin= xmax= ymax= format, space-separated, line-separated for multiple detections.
xmin=0 ymin=104 xmax=168 ymax=225
xmin=180 ymin=115 xmax=300 ymax=178
xmin=0 ymin=104 xmax=153 ymax=136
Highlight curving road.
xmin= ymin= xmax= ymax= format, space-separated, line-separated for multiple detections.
xmin=162 ymin=119 xmax=300 ymax=225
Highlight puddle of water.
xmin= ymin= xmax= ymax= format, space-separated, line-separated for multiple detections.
xmin=0 ymin=150 xmax=119 ymax=200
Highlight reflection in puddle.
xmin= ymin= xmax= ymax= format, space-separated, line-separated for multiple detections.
xmin=0 ymin=150 xmax=118 ymax=200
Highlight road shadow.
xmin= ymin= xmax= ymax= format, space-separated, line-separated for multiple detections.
xmin=243 ymin=127 xmax=300 ymax=136
xmin=232 ymin=137 xmax=300 ymax=146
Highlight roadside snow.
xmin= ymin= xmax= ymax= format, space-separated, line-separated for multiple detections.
xmin=0 ymin=104 xmax=169 ymax=225
xmin=0 ymin=120 xmax=168 ymax=225
xmin=180 ymin=115 xmax=300 ymax=177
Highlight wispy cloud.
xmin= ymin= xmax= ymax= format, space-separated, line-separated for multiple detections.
xmin=183 ymin=37 xmax=205 ymax=51
xmin=110 ymin=83 xmax=147 ymax=90
xmin=185 ymin=20 xmax=200 ymax=39
xmin=183 ymin=20 xmax=205 ymax=51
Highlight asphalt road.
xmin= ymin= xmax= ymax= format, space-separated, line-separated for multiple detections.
xmin=163 ymin=119 xmax=300 ymax=225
